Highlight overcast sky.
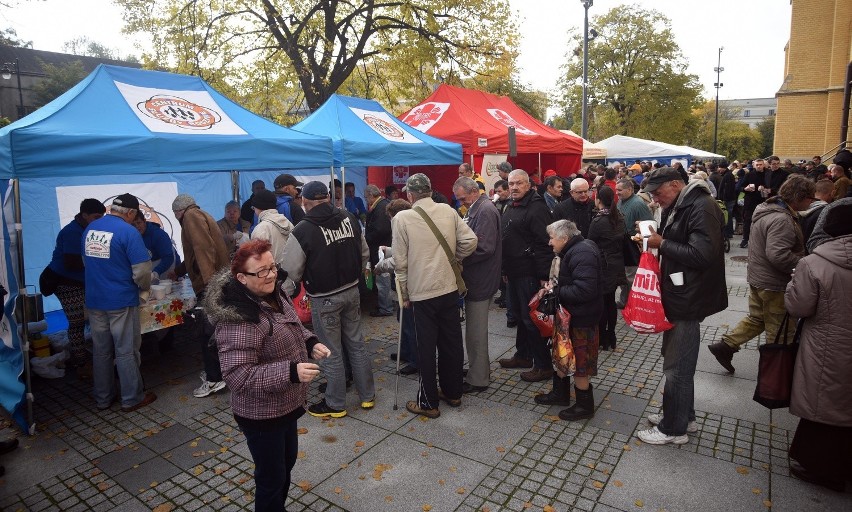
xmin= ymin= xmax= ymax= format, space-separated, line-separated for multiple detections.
xmin=3 ymin=0 xmax=792 ymax=101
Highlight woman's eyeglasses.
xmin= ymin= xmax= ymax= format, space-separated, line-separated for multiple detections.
xmin=242 ymin=266 xmax=278 ymax=278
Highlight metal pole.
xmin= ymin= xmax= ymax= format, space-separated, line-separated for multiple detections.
xmin=713 ymin=47 xmax=724 ymax=154
xmin=581 ymin=1 xmax=592 ymax=140
xmin=839 ymin=60 xmax=852 ymax=149
xmin=12 ymin=179 xmax=34 ymax=434
xmin=14 ymin=59 xmax=24 ymax=120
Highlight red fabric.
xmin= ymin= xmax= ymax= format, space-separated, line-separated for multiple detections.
xmin=621 ymin=252 xmax=674 ymax=334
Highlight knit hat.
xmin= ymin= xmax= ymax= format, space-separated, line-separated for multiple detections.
xmin=544 ymin=169 xmax=558 ymax=178
xmin=171 ymin=194 xmax=196 ymax=212
xmin=833 ymin=149 xmax=852 ymax=172
xmin=113 ymin=193 xmax=139 ymax=210
xmin=252 ymin=189 xmax=278 ymax=211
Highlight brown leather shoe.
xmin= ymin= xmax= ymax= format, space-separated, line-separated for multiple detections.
xmin=438 ymin=390 xmax=461 ymax=407
xmin=121 ymin=392 xmax=157 ymax=413
xmin=520 ymin=368 xmax=554 ymax=382
xmin=499 ymin=357 xmax=533 ymax=369
xmin=708 ymin=341 xmax=736 ymax=373
xmin=406 ymin=401 xmax=440 ymax=419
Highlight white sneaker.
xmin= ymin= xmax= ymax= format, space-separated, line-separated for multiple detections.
xmin=647 ymin=413 xmax=698 ymax=433
xmin=193 ymin=371 xmax=227 ymax=398
xmin=637 ymin=426 xmax=689 ymax=445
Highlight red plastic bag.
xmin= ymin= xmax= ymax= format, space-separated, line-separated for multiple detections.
xmin=552 ymin=306 xmax=576 ymax=377
xmin=292 ymin=285 xmax=312 ymax=325
xmin=528 ymin=288 xmax=555 ymax=337
xmin=621 ymin=251 xmax=674 ymax=334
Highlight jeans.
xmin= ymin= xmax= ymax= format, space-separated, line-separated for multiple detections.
xmin=89 ymin=307 xmax=144 ymax=408
xmin=311 ymin=286 xmax=375 ymax=409
xmin=724 ymin=200 xmax=736 ymax=238
xmin=506 ymin=276 xmax=551 ymax=369
xmin=658 ymin=320 xmax=701 ymax=436
xmin=375 ymin=272 xmax=393 ymax=315
xmin=412 ymin=291 xmax=464 ymax=409
xmin=192 ymin=307 xmax=222 ymax=382
xmin=241 ymin=419 xmax=298 ymax=512
xmin=464 ymin=298 xmax=492 ymax=387
xmin=399 ymin=306 xmax=418 ymax=368
xmin=722 ymin=286 xmax=793 ymax=349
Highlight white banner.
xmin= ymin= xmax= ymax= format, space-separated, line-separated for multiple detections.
xmin=486 ymin=108 xmax=537 ymax=136
xmin=400 ymin=102 xmax=451 ymax=133
xmin=392 ymin=166 xmax=410 ymax=185
xmin=56 ymin=182 xmax=184 ymax=259
xmin=115 ymin=82 xmax=247 ymax=135
xmin=480 ymin=154 xmax=508 ymax=195
xmin=349 ymin=107 xmax=423 ymax=144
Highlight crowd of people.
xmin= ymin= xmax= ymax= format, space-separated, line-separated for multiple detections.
xmin=39 ymin=148 xmax=852 ymax=507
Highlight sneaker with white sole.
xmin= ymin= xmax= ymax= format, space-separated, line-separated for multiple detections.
xmin=647 ymin=413 xmax=698 ymax=433
xmin=637 ymin=426 xmax=689 ymax=445
xmin=193 ymin=371 xmax=227 ymax=398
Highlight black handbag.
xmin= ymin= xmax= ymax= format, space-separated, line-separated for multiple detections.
xmin=39 ymin=266 xmax=61 ymax=297
xmin=753 ymin=313 xmax=801 ymax=409
xmin=622 ymin=233 xmax=641 ymax=267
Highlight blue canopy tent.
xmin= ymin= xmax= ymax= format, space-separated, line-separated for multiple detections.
xmin=290 ymin=93 xmax=462 ymax=201
xmin=0 ymin=64 xmax=333 ymax=432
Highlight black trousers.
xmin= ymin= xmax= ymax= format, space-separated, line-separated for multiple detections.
xmin=412 ymin=291 xmax=464 ymax=409
xmin=742 ymin=205 xmax=757 ymax=242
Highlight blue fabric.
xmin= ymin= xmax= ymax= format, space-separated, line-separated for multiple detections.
xmin=291 ymin=93 xmax=461 ymax=166
xmin=48 ymin=217 xmax=86 ymax=281
xmin=345 ymin=196 xmax=367 ymax=217
xmin=275 ymin=194 xmax=295 ymax=224
xmin=141 ymin=222 xmax=176 ymax=275
xmin=0 ymin=65 xmax=333 ymax=179
xmin=83 ymin=215 xmax=151 ymax=310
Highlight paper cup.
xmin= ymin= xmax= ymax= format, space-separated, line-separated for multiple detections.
xmin=670 ymin=272 xmax=684 ymax=286
xmin=158 ymin=280 xmax=173 ymax=294
xmin=150 ymin=285 xmax=166 ymax=300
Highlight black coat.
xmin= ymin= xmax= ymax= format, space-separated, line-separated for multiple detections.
xmin=501 ymin=190 xmax=553 ymax=280
xmin=552 ymin=198 xmax=594 ymax=237
xmin=587 ymin=213 xmax=626 ymax=294
xmin=742 ymin=169 xmax=789 ymax=209
xmin=364 ymin=197 xmax=391 ymax=266
xmin=716 ymin=171 xmax=736 ymax=202
xmin=556 ymin=235 xmax=604 ymax=327
xmin=658 ymin=182 xmax=728 ymax=321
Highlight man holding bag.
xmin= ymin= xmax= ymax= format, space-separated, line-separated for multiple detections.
xmin=637 ymin=167 xmax=727 ymax=445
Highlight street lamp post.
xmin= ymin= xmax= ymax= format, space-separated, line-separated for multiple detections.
xmin=713 ymin=47 xmax=724 ymax=154
xmin=581 ymin=0 xmax=593 ymax=140
xmin=1 ymin=58 xmax=25 ymax=120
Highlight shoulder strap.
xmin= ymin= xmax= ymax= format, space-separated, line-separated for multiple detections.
xmin=413 ymin=206 xmax=467 ymax=297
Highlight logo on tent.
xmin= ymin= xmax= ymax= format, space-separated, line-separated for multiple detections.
xmin=137 ymin=95 xmax=222 ymax=130
xmin=402 ymin=102 xmax=450 ymax=132
xmin=362 ymin=114 xmax=405 ymax=139
xmin=486 ymin=109 xmax=537 ymax=136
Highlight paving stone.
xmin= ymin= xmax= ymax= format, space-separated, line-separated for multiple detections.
xmin=160 ymin=435 xmax=220 ymax=470
xmin=138 ymin=423 xmax=199 ymax=452
xmin=93 ymin=443 xmax=157 ymax=477
xmin=768 ymin=473 xmax=852 ymax=511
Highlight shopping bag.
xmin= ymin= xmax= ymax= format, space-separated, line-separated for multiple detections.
xmin=528 ymin=288 xmax=556 ymax=337
xmin=753 ymin=313 xmax=800 ymax=409
xmin=621 ymin=251 xmax=673 ymax=334
xmin=552 ymin=306 xmax=576 ymax=377
xmin=292 ymin=285 xmax=312 ymax=324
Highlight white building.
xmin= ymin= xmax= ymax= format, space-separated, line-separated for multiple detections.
xmin=719 ymin=97 xmax=777 ymax=129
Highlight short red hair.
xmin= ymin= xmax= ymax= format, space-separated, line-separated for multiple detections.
xmin=231 ymin=239 xmax=272 ymax=275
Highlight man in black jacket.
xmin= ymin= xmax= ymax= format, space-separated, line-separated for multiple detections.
xmin=364 ymin=184 xmax=393 ymax=317
xmin=740 ymin=157 xmax=788 ymax=248
xmin=637 ymin=167 xmax=727 ymax=446
xmin=553 ymin=178 xmax=595 ymax=237
xmin=281 ymin=182 xmax=375 ymax=418
xmin=715 ymin=161 xmax=737 ymax=239
xmin=498 ymin=170 xmax=554 ymax=382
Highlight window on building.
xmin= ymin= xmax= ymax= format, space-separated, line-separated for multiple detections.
xmin=743 ymin=110 xmax=751 ymax=117
xmin=769 ymin=109 xmax=775 ymax=116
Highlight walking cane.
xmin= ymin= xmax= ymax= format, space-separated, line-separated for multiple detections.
xmin=393 ymin=275 xmax=405 ymax=410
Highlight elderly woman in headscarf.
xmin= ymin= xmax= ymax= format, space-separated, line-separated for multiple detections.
xmin=204 ymin=239 xmax=331 ymax=512
xmin=785 ymin=201 xmax=852 ymax=492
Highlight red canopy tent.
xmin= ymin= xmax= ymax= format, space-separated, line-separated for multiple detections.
xmin=369 ymin=84 xmax=583 ymax=197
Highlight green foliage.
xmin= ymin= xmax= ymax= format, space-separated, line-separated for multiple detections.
xmin=116 ymin=0 xmax=518 ymax=119
xmin=755 ymin=115 xmax=775 ymax=157
xmin=687 ymin=100 xmax=765 ymax=162
xmin=556 ymin=4 xmax=702 ymax=143
xmin=31 ymin=60 xmax=86 ymax=107
xmin=0 ymin=27 xmax=32 ymax=48
xmin=0 ymin=116 xmax=11 ymax=128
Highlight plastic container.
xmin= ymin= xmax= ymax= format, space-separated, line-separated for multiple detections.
xmin=150 ymin=284 xmax=166 ymax=300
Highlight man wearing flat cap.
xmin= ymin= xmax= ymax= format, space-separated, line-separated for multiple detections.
xmin=281 ymin=181 xmax=375 ymax=418
xmin=392 ymin=173 xmax=477 ymax=418
xmin=635 ymin=167 xmax=727 ymax=446
xmin=273 ymin=173 xmax=306 ymax=224
xmin=250 ymin=189 xmax=294 ymax=267
xmin=83 ymin=193 xmax=156 ymax=412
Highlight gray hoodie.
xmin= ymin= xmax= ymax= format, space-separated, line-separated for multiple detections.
xmin=250 ymin=209 xmax=294 ymax=266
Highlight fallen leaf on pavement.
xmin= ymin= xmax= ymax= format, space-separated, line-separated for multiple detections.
xmin=613 ymin=480 xmax=623 ymax=487
xmin=592 ymin=481 xmax=604 ymax=489
xmin=635 ymin=499 xmax=644 ymax=507
xmin=297 ymin=480 xmax=312 ymax=491
xmin=456 ymin=487 xmax=465 ymax=494
xmin=736 ymin=467 xmax=749 ymax=475
xmin=297 ymin=428 xmax=308 ymax=435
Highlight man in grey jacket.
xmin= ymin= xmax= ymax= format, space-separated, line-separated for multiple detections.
xmin=453 ymin=177 xmax=501 ymax=393
xmin=708 ymin=175 xmax=814 ymax=373
xmin=250 ymin=189 xmax=293 ymax=268
xmin=393 ymin=174 xmax=477 ymax=418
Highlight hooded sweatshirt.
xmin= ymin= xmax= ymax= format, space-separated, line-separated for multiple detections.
xmin=798 ymin=199 xmax=827 ymax=250
xmin=251 ymin=209 xmax=294 ymax=266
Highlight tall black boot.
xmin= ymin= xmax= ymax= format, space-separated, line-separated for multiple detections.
xmin=558 ymin=384 xmax=595 ymax=421
xmin=607 ymin=331 xmax=617 ymax=351
xmin=534 ymin=374 xmax=571 ymax=406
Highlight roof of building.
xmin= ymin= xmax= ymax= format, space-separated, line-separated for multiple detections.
xmin=0 ymin=45 xmax=141 ymax=77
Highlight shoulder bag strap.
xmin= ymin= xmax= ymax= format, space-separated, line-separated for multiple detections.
xmin=413 ymin=206 xmax=467 ymax=297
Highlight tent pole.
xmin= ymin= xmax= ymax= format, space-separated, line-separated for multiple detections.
xmin=231 ymin=171 xmax=240 ymax=203
xmin=329 ymin=166 xmax=336 ymax=205
xmin=538 ymin=153 xmax=542 ymax=181
xmin=12 ymin=179 xmax=34 ymax=435
xmin=341 ymin=166 xmax=346 ymax=205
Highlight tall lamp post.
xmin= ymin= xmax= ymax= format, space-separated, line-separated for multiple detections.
xmin=1 ymin=58 xmax=25 ymax=120
xmin=581 ymin=0 xmax=594 ymax=140
xmin=713 ymin=47 xmax=724 ymax=154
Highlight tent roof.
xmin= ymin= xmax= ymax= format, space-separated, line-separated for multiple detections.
xmin=291 ymin=94 xmax=461 ymax=167
xmin=596 ymin=135 xmax=723 ymax=161
xmin=0 ymin=64 xmax=334 ymax=179
xmin=400 ymin=84 xmax=582 ymax=156
xmin=560 ymin=130 xmax=607 ymax=159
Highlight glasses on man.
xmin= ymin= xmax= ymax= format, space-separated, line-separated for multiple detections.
xmin=242 ymin=266 xmax=278 ymax=278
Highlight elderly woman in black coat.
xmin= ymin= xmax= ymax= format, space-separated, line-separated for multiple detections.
xmin=588 ymin=186 xmax=626 ymax=350
xmin=534 ymin=219 xmax=603 ymax=421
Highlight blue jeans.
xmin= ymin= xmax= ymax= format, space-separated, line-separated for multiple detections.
xmin=375 ymin=272 xmax=393 ymax=315
xmin=506 ymin=276 xmax=551 ymax=369
xmin=399 ymin=306 xmax=418 ymax=368
xmin=658 ymin=320 xmax=701 ymax=436
xmin=241 ymin=418 xmax=298 ymax=512
xmin=311 ymin=286 xmax=375 ymax=409
xmin=89 ymin=307 xmax=144 ymax=408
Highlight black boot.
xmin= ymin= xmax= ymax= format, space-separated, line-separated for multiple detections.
xmin=607 ymin=331 xmax=617 ymax=351
xmin=534 ymin=375 xmax=571 ymax=406
xmin=558 ymin=384 xmax=595 ymax=421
